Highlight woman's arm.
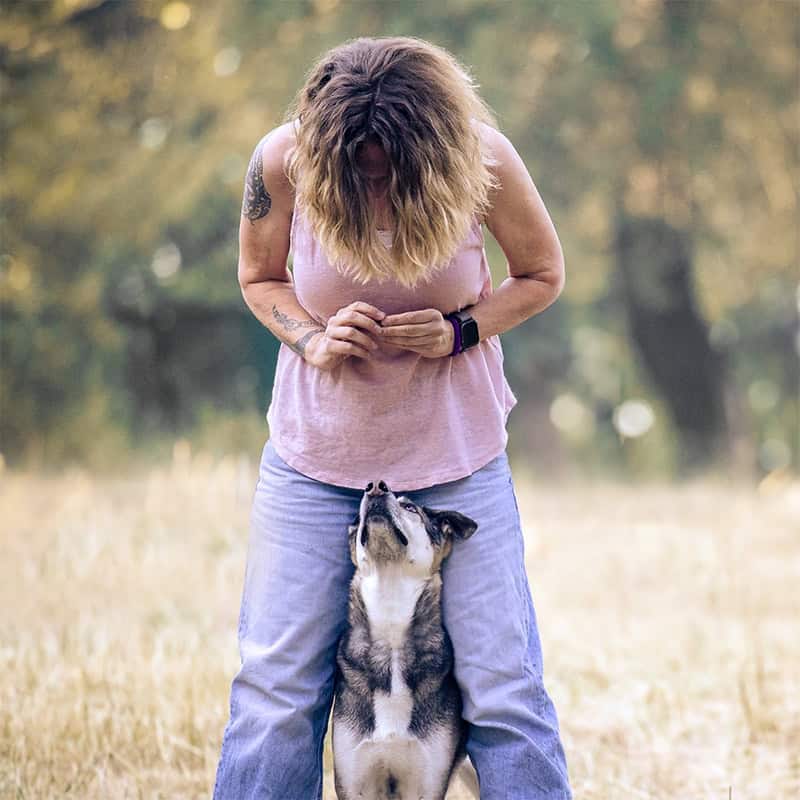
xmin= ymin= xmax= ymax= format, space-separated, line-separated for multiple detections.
xmin=378 ymin=126 xmax=564 ymax=353
xmin=469 ymin=126 xmax=565 ymax=339
xmin=237 ymin=123 xmax=324 ymax=359
xmin=237 ymin=124 xmax=383 ymax=366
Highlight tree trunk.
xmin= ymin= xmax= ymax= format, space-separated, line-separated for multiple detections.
xmin=614 ymin=212 xmax=728 ymax=472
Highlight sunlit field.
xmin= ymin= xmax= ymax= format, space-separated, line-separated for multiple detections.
xmin=1 ymin=444 xmax=798 ymax=799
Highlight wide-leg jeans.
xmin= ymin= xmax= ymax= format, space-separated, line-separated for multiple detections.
xmin=212 ymin=438 xmax=572 ymax=799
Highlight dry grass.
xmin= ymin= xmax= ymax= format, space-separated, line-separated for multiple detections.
xmin=1 ymin=444 xmax=798 ymax=799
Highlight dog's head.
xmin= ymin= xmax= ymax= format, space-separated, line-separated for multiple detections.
xmin=348 ymin=480 xmax=478 ymax=576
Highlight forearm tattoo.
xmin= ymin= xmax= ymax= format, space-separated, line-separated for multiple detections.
xmin=242 ymin=136 xmax=272 ymax=222
xmin=272 ymin=305 xmax=324 ymax=357
xmin=272 ymin=304 xmax=321 ymax=331
xmin=289 ymin=328 xmax=324 ymax=358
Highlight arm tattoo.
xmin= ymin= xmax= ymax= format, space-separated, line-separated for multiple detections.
xmin=272 ymin=304 xmax=321 ymax=332
xmin=271 ymin=305 xmax=324 ymax=357
xmin=289 ymin=328 xmax=324 ymax=358
xmin=242 ymin=136 xmax=272 ymax=222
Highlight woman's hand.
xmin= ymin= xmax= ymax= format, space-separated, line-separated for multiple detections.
xmin=305 ymin=301 xmax=386 ymax=371
xmin=378 ymin=309 xmax=456 ymax=358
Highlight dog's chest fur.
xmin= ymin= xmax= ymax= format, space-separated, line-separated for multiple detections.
xmin=332 ymin=566 xmax=466 ymax=798
xmin=359 ymin=570 xmax=432 ymax=736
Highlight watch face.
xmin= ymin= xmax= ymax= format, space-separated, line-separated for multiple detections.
xmin=461 ymin=318 xmax=480 ymax=349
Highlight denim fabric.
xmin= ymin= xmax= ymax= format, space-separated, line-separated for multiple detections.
xmin=212 ymin=438 xmax=572 ymax=799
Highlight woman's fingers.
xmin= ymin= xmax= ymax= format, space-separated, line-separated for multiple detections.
xmin=380 ymin=309 xmax=446 ymax=339
xmin=321 ymin=303 xmax=457 ymax=361
xmin=326 ymin=336 xmax=373 ymax=359
xmin=380 ymin=334 xmax=441 ymax=346
xmin=343 ymin=302 xmax=386 ymax=323
xmin=328 ymin=324 xmax=379 ymax=353
xmin=387 ymin=341 xmax=443 ymax=358
xmin=381 ymin=309 xmax=440 ymax=326
xmin=310 ymin=303 xmax=387 ymax=365
xmin=381 ymin=322 xmax=443 ymax=339
xmin=337 ymin=309 xmax=384 ymax=336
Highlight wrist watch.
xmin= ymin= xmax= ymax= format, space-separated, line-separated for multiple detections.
xmin=444 ymin=309 xmax=480 ymax=356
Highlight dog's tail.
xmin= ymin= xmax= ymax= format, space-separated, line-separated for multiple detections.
xmin=453 ymin=755 xmax=480 ymax=798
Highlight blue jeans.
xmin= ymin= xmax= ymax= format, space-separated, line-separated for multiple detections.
xmin=213 ymin=438 xmax=572 ymax=799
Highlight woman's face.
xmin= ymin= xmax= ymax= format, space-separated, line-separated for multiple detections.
xmin=356 ymin=137 xmax=391 ymax=194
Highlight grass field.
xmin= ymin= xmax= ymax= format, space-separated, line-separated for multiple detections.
xmin=1 ymin=444 xmax=798 ymax=799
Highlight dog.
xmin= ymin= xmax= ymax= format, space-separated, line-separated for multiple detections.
xmin=331 ymin=478 xmax=481 ymax=800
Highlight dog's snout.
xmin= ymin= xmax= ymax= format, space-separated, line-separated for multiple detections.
xmin=365 ymin=480 xmax=390 ymax=497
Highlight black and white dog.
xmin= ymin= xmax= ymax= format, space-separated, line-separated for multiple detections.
xmin=332 ymin=479 xmax=481 ymax=800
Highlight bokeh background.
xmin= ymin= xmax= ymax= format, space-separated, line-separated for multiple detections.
xmin=1 ymin=1 xmax=798 ymax=798
xmin=3 ymin=0 xmax=797 ymax=479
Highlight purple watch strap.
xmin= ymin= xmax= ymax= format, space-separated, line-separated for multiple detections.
xmin=446 ymin=314 xmax=462 ymax=356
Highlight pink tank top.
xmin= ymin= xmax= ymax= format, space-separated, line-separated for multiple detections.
xmin=265 ymin=200 xmax=518 ymax=491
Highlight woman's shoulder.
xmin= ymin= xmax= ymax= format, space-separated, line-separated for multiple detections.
xmin=473 ymin=121 xmax=508 ymax=226
xmin=269 ymin=117 xmax=300 ymax=148
xmin=251 ymin=121 xmax=298 ymax=204
xmin=473 ymin=119 xmax=507 ymax=164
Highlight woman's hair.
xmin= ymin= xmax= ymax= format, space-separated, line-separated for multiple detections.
xmin=283 ymin=36 xmax=501 ymax=289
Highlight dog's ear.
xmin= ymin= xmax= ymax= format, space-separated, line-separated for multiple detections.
xmin=347 ymin=512 xmax=360 ymax=565
xmin=422 ymin=508 xmax=478 ymax=540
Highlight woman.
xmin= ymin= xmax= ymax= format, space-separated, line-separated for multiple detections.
xmin=213 ymin=36 xmax=572 ymax=800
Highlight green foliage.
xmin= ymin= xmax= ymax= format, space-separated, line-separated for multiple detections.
xmin=1 ymin=0 xmax=796 ymax=478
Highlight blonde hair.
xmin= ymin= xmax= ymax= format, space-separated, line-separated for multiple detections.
xmin=283 ymin=36 xmax=501 ymax=289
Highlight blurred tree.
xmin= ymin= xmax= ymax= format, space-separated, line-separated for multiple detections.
xmin=610 ymin=0 xmax=730 ymax=471
xmin=614 ymin=213 xmax=727 ymax=470
xmin=0 ymin=0 xmax=796 ymax=476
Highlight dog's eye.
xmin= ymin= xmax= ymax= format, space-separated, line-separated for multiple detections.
xmin=401 ymin=502 xmax=418 ymax=514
